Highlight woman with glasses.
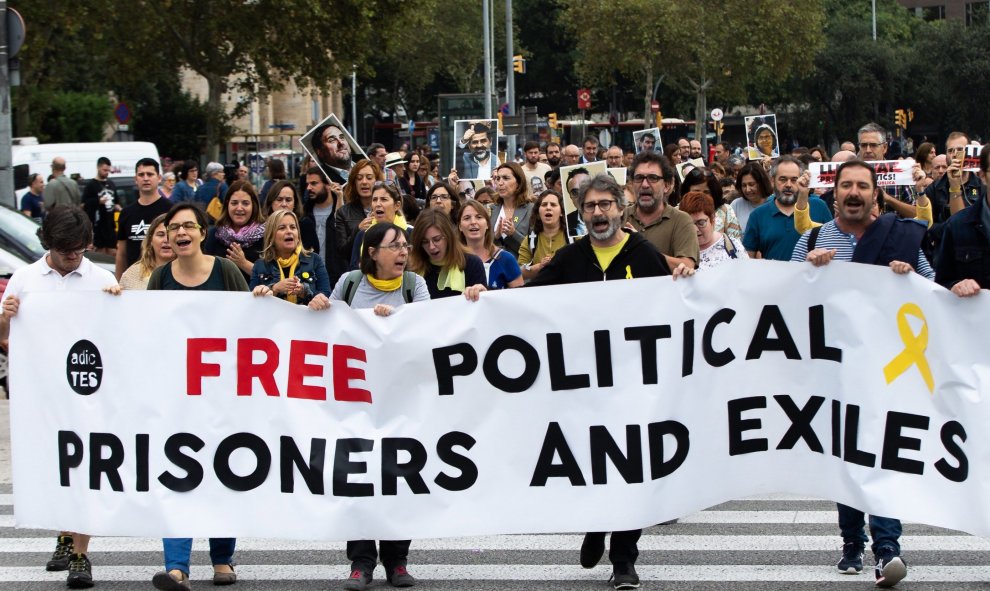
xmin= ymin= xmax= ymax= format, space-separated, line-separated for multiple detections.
xmin=119 ymin=214 xmax=175 ymax=290
xmin=517 ymin=190 xmax=571 ymax=282
xmin=491 ymin=162 xmax=534 ymax=258
xmin=249 ymin=209 xmax=330 ymax=305
xmin=426 ymin=182 xmax=460 ymax=222
xmin=148 ymin=203 xmax=249 ymax=590
xmin=408 ymin=209 xmax=486 ymax=299
xmin=458 ymin=198 xmax=524 ymax=289
xmin=348 ymin=182 xmax=412 ymax=270
xmin=680 ymin=167 xmax=742 ymax=239
xmin=306 ymin=222 xmax=428 ymax=590
xmin=679 ymin=191 xmax=748 ymax=270
xmin=205 ymin=180 xmax=266 ymax=281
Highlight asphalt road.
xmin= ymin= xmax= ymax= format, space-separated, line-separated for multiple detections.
xmin=1 ymin=400 xmax=989 ymax=590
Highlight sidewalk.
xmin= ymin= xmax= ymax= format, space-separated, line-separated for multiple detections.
xmin=1 ymin=400 xmax=9 ymax=484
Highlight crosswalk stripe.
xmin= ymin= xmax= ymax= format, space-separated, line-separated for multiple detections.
xmin=2 ymin=564 xmax=990 ymax=582
xmin=0 ymin=534 xmax=985 ymax=552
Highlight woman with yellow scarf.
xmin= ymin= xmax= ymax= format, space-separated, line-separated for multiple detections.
xmin=408 ymin=209 xmax=487 ymax=299
xmin=249 ymin=209 xmax=331 ymax=306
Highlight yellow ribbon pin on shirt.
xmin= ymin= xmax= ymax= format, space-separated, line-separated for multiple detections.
xmin=883 ymin=303 xmax=934 ymax=394
xmin=625 ymin=265 xmax=633 ymax=279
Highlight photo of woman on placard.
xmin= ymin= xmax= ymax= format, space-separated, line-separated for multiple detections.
xmin=746 ymin=115 xmax=780 ymax=160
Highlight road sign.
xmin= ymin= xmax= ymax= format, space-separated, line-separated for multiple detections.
xmin=651 ymin=100 xmax=660 ymax=113
xmin=114 ymin=102 xmax=131 ymax=125
xmin=577 ymin=88 xmax=591 ymax=110
xmin=248 ymin=154 xmax=265 ymax=175
xmin=7 ymin=8 xmax=25 ymax=58
xmin=711 ymin=108 xmax=724 ymax=122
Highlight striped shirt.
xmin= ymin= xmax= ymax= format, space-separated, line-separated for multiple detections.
xmin=790 ymin=220 xmax=935 ymax=280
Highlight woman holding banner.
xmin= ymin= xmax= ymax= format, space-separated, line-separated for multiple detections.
xmin=249 ymin=209 xmax=331 ymax=305
xmin=458 ymin=198 xmax=524 ymax=289
xmin=408 ymin=209 xmax=486 ymax=299
xmin=149 ymin=202 xmax=250 ymax=590
xmin=307 ymin=222 xmax=429 ymax=590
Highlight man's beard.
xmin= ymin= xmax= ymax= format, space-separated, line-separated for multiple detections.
xmin=637 ymin=191 xmax=661 ymax=214
xmin=320 ymin=148 xmax=350 ymax=169
xmin=311 ymin=189 xmax=329 ymax=204
xmin=472 ymin=147 xmax=490 ymax=161
xmin=548 ymin=156 xmax=560 ymax=167
xmin=777 ymin=191 xmax=797 ymax=205
xmin=588 ymin=214 xmax=621 ymax=242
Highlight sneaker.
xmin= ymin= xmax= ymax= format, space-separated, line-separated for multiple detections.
xmin=342 ymin=569 xmax=372 ymax=591
xmin=45 ymin=535 xmax=74 ymax=571
xmin=874 ymin=546 xmax=907 ymax=588
xmin=579 ymin=532 xmax=606 ymax=568
xmin=66 ymin=553 xmax=94 ymax=589
xmin=837 ymin=542 xmax=864 ymax=574
xmin=611 ymin=563 xmax=641 ymax=590
xmin=386 ymin=565 xmax=417 ymax=587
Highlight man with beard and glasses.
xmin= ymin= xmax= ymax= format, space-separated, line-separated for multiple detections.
xmin=621 ymin=151 xmax=699 ymax=269
xmin=546 ymin=142 xmax=562 ymax=168
xmin=457 ymin=121 xmax=499 ymax=180
xmin=527 ymin=173 xmax=692 ymax=590
xmin=743 ymin=155 xmax=831 ymax=260
xmin=791 ymin=159 xmax=936 ymax=588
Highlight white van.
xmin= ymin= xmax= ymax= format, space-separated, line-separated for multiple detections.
xmin=11 ymin=138 xmax=161 ymax=207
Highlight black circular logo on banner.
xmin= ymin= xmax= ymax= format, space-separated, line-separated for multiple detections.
xmin=66 ymin=340 xmax=103 ymax=395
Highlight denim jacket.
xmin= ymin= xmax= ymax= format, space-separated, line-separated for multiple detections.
xmin=249 ymin=252 xmax=331 ymax=304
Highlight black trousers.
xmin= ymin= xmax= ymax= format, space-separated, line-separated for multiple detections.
xmin=346 ymin=540 xmax=411 ymax=573
xmin=587 ymin=529 xmax=641 ymax=565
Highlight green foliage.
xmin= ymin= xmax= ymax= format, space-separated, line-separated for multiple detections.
xmin=32 ymin=92 xmax=113 ymax=143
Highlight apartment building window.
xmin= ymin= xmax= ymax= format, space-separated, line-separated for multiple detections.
xmin=920 ymin=5 xmax=946 ymax=20
xmin=967 ymin=1 xmax=989 ymax=25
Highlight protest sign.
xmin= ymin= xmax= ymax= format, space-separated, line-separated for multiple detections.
xmin=560 ymin=161 xmax=606 ymax=216
xmin=453 ymin=119 xmax=499 ymax=181
xmin=633 ymin=128 xmax=662 ymax=154
xmin=607 ymin=167 xmax=627 ymax=186
xmin=746 ymin=115 xmax=779 ymax=160
xmin=962 ymin=145 xmax=984 ymax=173
xmin=10 ymin=262 xmax=990 ymax=540
xmin=810 ymin=159 xmax=916 ymax=189
xmin=299 ymin=114 xmax=367 ymax=185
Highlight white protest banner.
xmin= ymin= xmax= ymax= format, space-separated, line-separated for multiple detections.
xmin=810 ymin=159 xmax=916 ymax=189
xmin=962 ymin=145 xmax=984 ymax=173
xmin=10 ymin=261 xmax=990 ymax=541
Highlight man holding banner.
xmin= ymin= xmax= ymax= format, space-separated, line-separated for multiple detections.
xmin=791 ymin=159 xmax=940 ymax=587
xmin=529 ymin=172 xmax=692 ymax=590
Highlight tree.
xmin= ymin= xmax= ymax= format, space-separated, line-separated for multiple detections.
xmin=561 ymin=0 xmax=824 ymax=144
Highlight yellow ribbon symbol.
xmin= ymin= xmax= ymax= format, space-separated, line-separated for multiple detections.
xmin=883 ymin=303 xmax=934 ymax=394
xmin=625 ymin=265 xmax=633 ymax=279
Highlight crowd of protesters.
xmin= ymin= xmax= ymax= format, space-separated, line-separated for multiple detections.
xmin=1 ymin=120 xmax=987 ymax=591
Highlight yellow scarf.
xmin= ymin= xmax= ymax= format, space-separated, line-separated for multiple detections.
xmin=276 ymin=245 xmax=302 ymax=303
xmin=367 ymin=274 xmax=402 ymax=292
xmin=436 ymin=265 xmax=466 ymax=293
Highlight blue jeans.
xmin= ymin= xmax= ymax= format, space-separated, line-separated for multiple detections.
xmin=162 ymin=538 xmax=236 ymax=575
xmin=837 ymin=503 xmax=901 ymax=556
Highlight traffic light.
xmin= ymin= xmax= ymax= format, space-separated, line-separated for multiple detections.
xmin=513 ymin=55 xmax=525 ymax=74
xmin=712 ymin=121 xmax=724 ymax=136
xmin=894 ymin=109 xmax=906 ymax=129
xmin=548 ymin=112 xmax=558 ymax=129
xmin=656 ymin=111 xmax=663 ymax=129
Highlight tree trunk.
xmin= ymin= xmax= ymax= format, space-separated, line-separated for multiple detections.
xmin=205 ymin=75 xmax=225 ymax=162
xmin=694 ymin=75 xmax=708 ymax=156
xmin=644 ymin=68 xmax=653 ymax=126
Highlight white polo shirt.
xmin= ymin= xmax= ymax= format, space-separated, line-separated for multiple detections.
xmin=2 ymin=254 xmax=117 ymax=301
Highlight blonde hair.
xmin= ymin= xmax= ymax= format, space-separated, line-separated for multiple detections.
xmin=138 ymin=214 xmax=170 ymax=278
xmin=261 ymin=210 xmax=313 ymax=261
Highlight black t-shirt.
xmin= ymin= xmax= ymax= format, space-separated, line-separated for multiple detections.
xmin=116 ymin=197 xmax=173 ymax=266
xmin=82 ymin=178 xmax=118 ymax=248
xmin=157 ymin=259 xmax=226 ymax=290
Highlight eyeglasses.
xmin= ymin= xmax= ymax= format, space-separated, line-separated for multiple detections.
xmin=377 ymin=242 xmax=412 ymax=252
xmin=430 ymin=193 xmax=451 ymax=202
xmin=859 ymin=142 xmax=885 ymax=149
xmin=421 ymin=236 xmax=445 ymax=247
xmin=693 ymin=219 xmax=709 ymax=229
xmin=582 ymin=199 xmax=617 ymax=213
xmin=632 ymin=174 xmax=664 ymax=184
xmin=167 ymin=222 xmax=202 ymax=232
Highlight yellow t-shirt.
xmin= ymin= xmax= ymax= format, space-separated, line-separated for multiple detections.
xmin=592 ymin=234 xmax=629 ymax=272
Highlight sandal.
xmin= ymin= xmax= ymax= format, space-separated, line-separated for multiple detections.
xmin=212 ymin=563 xmax=237 ymax=586
xmin=152 ymin=569 xmax=191 ymax=590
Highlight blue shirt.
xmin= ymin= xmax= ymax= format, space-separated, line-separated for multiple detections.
xmin=20 ymin=192 xmax=44 ymax=221
xmin=742 ymin=196 xmax=832 ymax=261
xmin=485 ymin=248 xmax=522 ymax=289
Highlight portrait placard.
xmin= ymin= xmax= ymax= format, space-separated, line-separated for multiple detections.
xmin=299 ymin=114 xmax=367 ymax=184
xmin=746 ymin=114 xmax=780 ymax=160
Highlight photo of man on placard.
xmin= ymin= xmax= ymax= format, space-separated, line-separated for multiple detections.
xmin=300 ymin=113 xmax=367 ymax=184
xmin=633 ymin=128 xmax=662 ymax=154
xmin=453 ymin=119 xmax=500 ymax=181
